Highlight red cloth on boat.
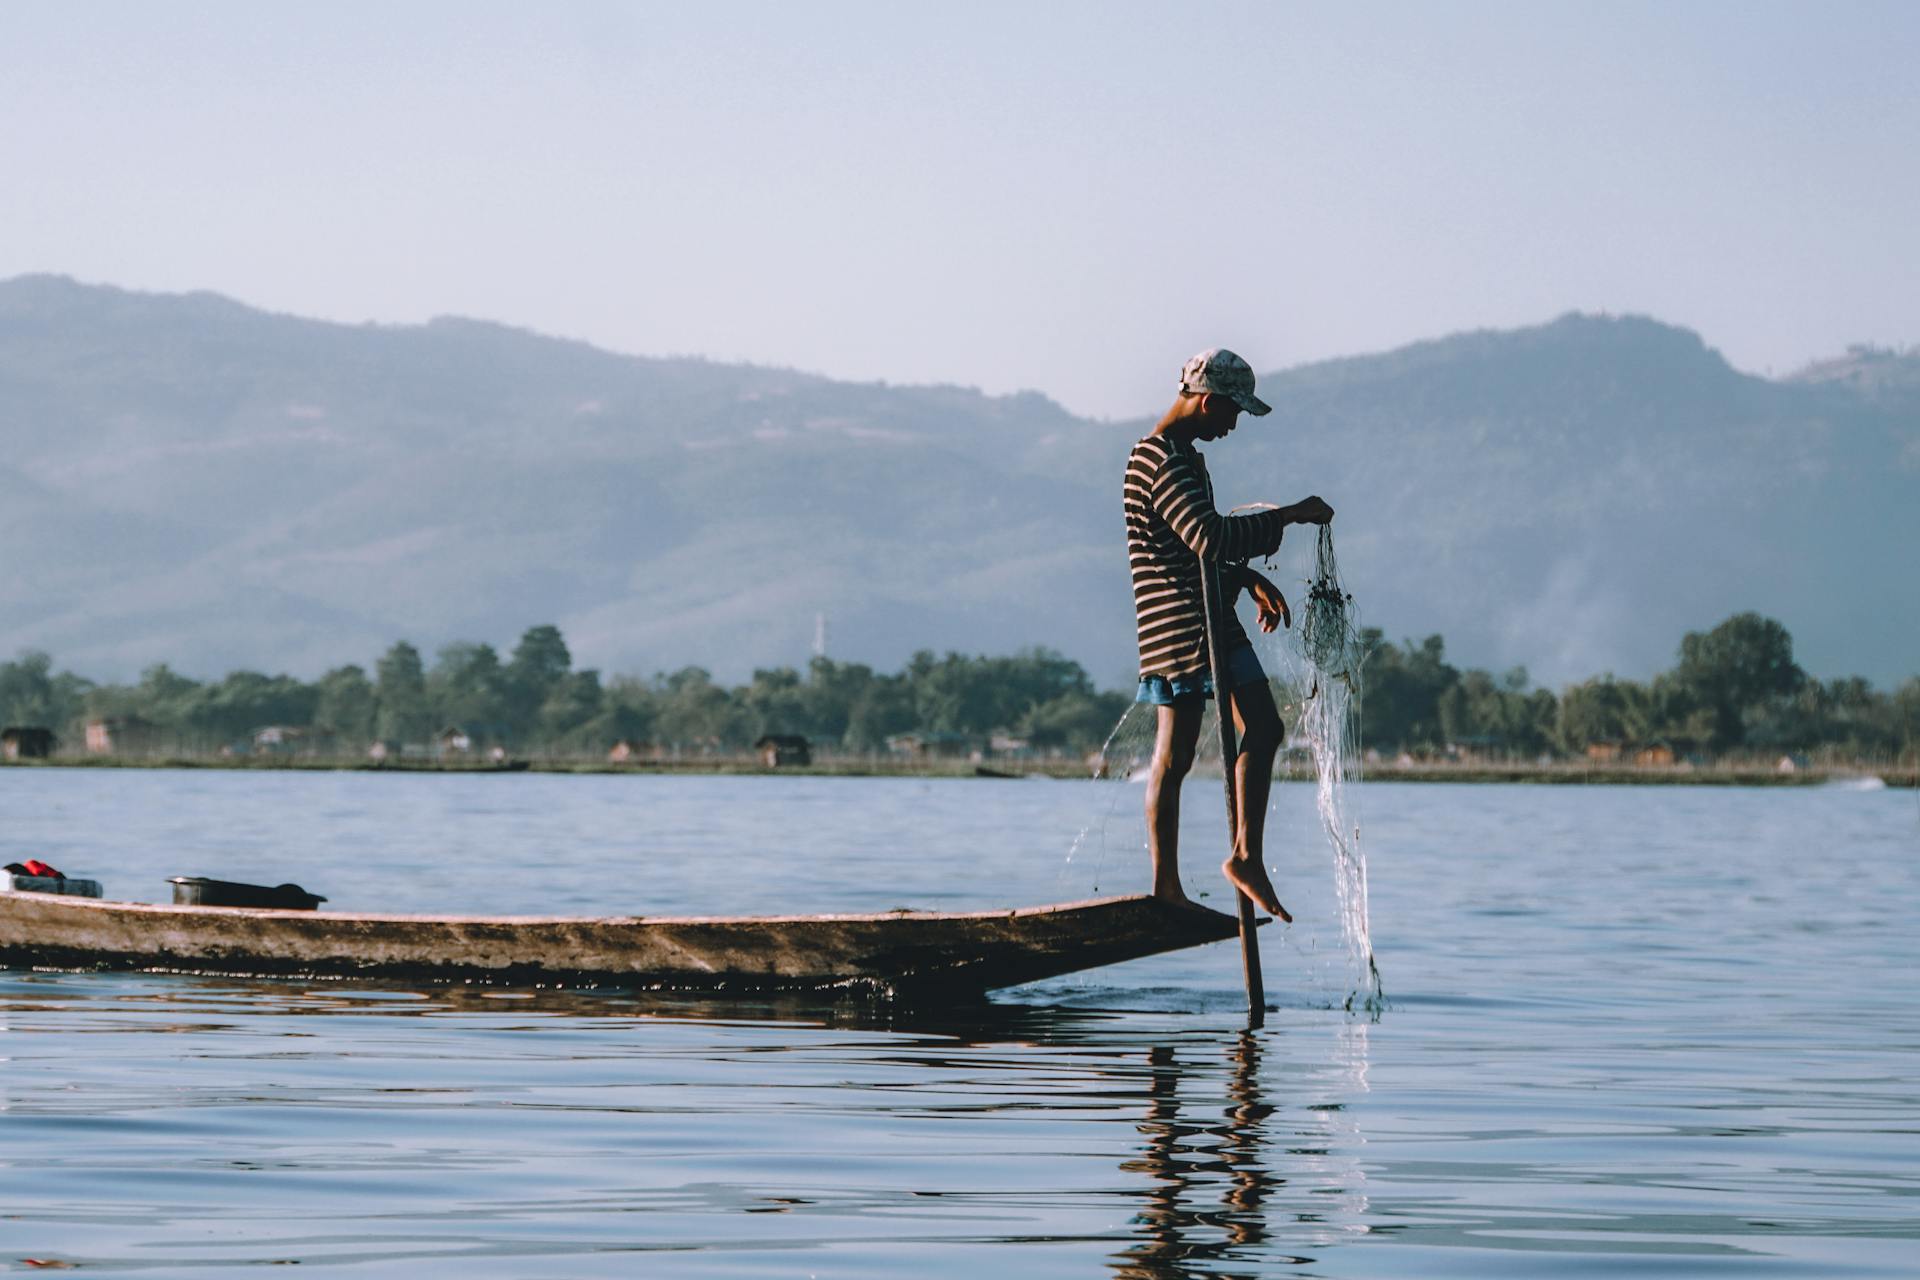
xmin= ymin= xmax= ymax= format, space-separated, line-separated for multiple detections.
xmin=7 ymin=859 xmax=65 ymax=879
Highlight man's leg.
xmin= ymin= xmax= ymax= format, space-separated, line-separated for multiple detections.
xmin=1222 ymin=680 xmax=1291 ymax=922
xmin=1145 ymin=699 xmax=1205 ymax=905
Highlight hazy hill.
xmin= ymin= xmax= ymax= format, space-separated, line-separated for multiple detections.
xmin=1 ymin=275 xmax=1913 ymax=689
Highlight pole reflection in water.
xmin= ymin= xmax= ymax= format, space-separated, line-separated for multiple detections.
xmin=1113 ymin=1025 xmax=1371 ymax=1277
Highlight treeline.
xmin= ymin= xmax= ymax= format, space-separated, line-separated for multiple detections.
xmin=0 ymin=626 xmax=1129 ymax=756
xmin=1 ymin=613 xmax=1913 ymax=761
xmin=1362 ymin=613 xmax=1918 ymax=762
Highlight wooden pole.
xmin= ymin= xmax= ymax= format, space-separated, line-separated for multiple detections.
xmin=1200 ymin=556 xmax=1265 ymax=1025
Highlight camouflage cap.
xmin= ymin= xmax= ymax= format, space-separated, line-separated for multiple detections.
xmin=1179 ymin=348 xmax=1272 ymax=416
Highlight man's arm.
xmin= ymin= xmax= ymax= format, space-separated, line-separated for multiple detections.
xmin=1152 ymin=453 xmax=1335 ymax=561
xmin=1151 ymin=452 xmax=1286 ymax=562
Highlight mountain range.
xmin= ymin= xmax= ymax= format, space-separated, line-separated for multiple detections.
xmin=1 ymin=274 xmax=1913 ymax=690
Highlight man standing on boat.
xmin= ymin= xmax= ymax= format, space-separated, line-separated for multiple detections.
xmin=1123 ymin=348 xmax=1333 ymax=921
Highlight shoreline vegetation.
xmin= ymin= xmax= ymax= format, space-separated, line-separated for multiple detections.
xmin=3 ymin=614 xmax=1915 ymax=780
xmin=3 ymin=754 xmax=1911 ymax=788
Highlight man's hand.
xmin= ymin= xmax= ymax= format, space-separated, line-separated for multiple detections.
xmin=1246 ymin=568 xmax=1291 ymax=632
xmin=1286 ymin=496 xmax=1334 ymax=525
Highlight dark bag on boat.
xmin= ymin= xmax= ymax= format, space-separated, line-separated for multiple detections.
xmin=168 ymin=877 xmax=327 ymax=910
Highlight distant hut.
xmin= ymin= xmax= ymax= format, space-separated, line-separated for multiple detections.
xmin=987 ymin=732 xmax=1031 ymax=758
xmin=608 ymin=739 xmax=652 ymax=764
xmin=438 ymin=723 xmax=510 ymax=759
xmin=85 ymin=716 xmax=159 ymax=756
xmin=885 ymin=731 xmax=980 ymax=762
xmin=1633 ymin=741 xmax=1676 ymax=768
xmin=1584 ymin=740 xmax=1623 ymax=764
xmin=755 ymin=734 xmax=812 ymax=767
xmin=252 ymin=725 xmax=310 ymax=756
xmin=1 ymin=727 xmax=56 ymax=761
xmin=1449 ymin=734 xmax=1505 ymax=762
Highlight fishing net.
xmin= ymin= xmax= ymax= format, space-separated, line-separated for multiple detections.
xmin=1259 ymin=524 xmax=1382 ymax=1011
xmin=1300 ymin=526 xmax=1365 ymax=682
xmin=1070 ymin=522 xmax=1383 ymax=1012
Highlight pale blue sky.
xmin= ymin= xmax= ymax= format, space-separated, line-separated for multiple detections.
xmin=2 ymin=1 xmax=1914 ymax=417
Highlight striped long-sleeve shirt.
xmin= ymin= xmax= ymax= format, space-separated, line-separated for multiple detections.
xmin=1123 ymin=434 xmax=1287 ymax=679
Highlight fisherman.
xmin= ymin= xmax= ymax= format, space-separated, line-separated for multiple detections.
xmin=1122 ymin=348 xmax=1333 ymax=921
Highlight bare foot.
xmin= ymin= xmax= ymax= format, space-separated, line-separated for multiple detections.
xmin=1152 ymin=883 xmax=1200 ymax=910
xmin=1222 ymin=857 xmax=1292 ymax=923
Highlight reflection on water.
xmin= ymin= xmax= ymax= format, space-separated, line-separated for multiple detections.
xmin=1116 ymin=1027 xmax=1372 ymax=1278
xmin=3 ymin=773 xmax=1918 ymax=1276
xmin=1119 ymin=1038 xmax=1278 ymax=1277
xmin=0 ymin=970 xmax=1387 ymax=1276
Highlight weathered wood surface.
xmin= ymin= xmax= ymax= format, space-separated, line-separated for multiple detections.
xmin=0 ymin=892 xmax=1240 ymax=993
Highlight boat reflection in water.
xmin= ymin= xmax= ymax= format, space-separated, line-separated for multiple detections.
xmin=0 ymin=970 xmax=1377 ymax=1273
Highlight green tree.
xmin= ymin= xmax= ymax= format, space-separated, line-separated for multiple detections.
xmin=179 ymin=671 xmax=319 ymax=745
xmin=905 ymin=650 xmax=975 ymax=734
xmin=741 ymin=666 xmax=811 ymax=738
xmin=539 ymin=669 xmax=605 ymax=745
xmin=1673 ymin=613 xmax=1805 ymax=752
xmin=1360 ymin=632 xmax=1457 ymax=751
xmin=652 ymin=667 xmax=749 ymax=750
xmin=902 ymin=647 xmax=1094 ymax=738
xmin=86 ymin=663 xmax=203 ymax=735
xmin=1437 ymin=669 xmax=1498 ymax=745
xmin=0 ymin=651 xmax=63 ymax=729
xmin=844 ymin=677 xmax=915 ymax=751
xmin=1750 ymin=675 xmax=1901 ymax=759
xmin=599 ymin=675 xmax=659 ymax=743
xmin=314 ymin=665 xmax=377 ymax=744
xmin=139 ymin=663 xmax=201 ymax=719
xmin=1557 ymin=675 xmax=1651 ymax=751
xmin=430 ymin=642 xmax=507 ymax=731
xmin=1435 ymin=667 xmax=1557 ymax=757
xmin=505 ymin=625 xmax=571 ymax=732
xmin=1896 ymin=678 xmax=1920 ymax=770
xmin=1020 ymin=689 xmax=1131 ymax=751
xmin=374 ymin=642 xmax=431 ymax=744
xmin=798 ymin=657 xmax=877 ymax=745
xmin=578 ymin=699 xmax=653 ymax=752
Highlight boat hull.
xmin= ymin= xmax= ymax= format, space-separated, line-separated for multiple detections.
xmin=0 ymin=892 xmax=1241 ymax=994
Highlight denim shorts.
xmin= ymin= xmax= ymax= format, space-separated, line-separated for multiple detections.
xmin=1135 ymin=645 xmax=1266 ymax=705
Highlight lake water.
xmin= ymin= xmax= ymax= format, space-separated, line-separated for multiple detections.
xmin=2 ymin=768 xmax=1916 ymax=1277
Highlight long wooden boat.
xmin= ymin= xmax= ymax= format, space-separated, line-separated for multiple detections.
xmin=0 ymin=891 xmax=1241 ymax=995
